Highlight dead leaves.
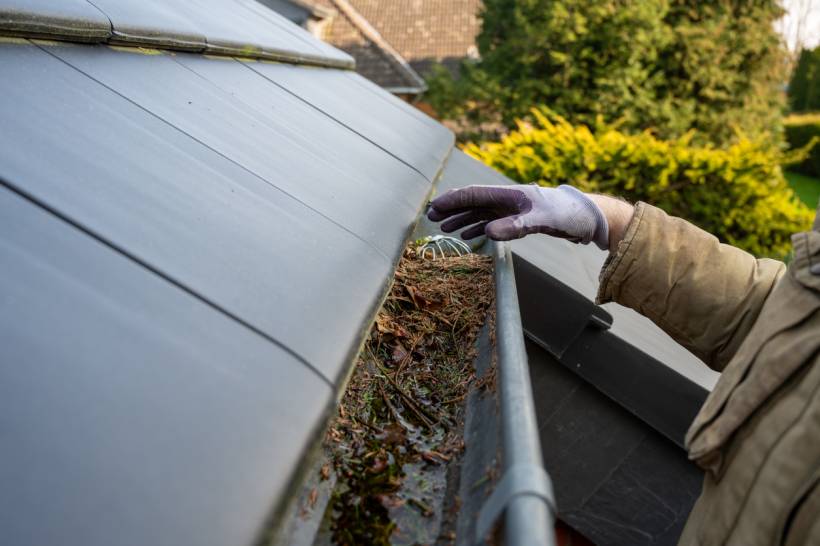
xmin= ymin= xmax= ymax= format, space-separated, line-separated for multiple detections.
xmin=405 ymin=284 xmax=446 ymax=311
xmin=375 ymin=314 xmax=409 ymax=339
xmin=323 ymin=249 xmax=494 ymax=544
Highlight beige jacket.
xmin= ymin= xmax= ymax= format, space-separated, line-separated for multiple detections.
xmin=597 ymin=202 xmax=820 ymax=546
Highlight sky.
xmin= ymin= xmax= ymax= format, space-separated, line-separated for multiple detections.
xmin=777 ymin=0 xmax=820 ymax=52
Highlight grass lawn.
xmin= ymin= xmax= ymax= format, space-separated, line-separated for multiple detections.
xmin=785 ymin=171 xmax=820 ymax=207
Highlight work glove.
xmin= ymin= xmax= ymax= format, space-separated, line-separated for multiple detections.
xmin=427 ymin=184 xmax=610 ymax=250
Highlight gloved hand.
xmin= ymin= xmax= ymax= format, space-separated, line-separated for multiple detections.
xmin=427 ymin=184 xmax=610 ymax=250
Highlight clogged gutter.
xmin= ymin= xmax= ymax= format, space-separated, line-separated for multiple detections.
xmin=321 ymin=244 xmax=494 ymax=545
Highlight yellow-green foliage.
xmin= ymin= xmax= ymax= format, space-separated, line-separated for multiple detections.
xmin=464 ymin=109 xmax=813 ymax=257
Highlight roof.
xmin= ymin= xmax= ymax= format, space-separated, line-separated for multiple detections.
xmin=0 ymin=2 xmax=453 ymax=544
xmin=344 ymin=0 xmax=482 ymax=76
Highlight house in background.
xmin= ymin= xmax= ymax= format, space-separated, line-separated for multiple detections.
xmin=261 ymin=0 xmax=482 ymax=101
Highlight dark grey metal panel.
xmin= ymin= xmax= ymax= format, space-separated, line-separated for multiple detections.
xmin=46 ymin=44 xmax=425 ymax=257
xmin=528 ymin=340 xmax=702 ymax=546
xmin=510 ymin=234 xmax=718 ymax=391
xmin=0 ymin=185 xmax=332 ymax=546
xmin=85 ymin=0 xmax=207 ymax=50
xmin=0 ymin=0 xmax=111 ymax=41
xmin=249 ymin=63 xmax=454 ymax=182
xmin=0 ymin=42 xmax=390 ymax=382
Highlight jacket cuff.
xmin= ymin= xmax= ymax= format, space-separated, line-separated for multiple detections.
xmin=596 ymin=201 xmax=647 ymax=305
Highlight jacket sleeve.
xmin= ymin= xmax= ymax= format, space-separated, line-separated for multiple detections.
xmin=596 ymin=202 xmax=786 ymax=372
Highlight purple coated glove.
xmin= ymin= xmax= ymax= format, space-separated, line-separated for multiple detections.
xmin=427 ymin=184 xmax=610 ymax=250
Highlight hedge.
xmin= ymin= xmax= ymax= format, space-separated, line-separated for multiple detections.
xmin=464 ymin=108 xmax=813 ymax=258
xmin=784 ymin=113 xmax=820 ymax=178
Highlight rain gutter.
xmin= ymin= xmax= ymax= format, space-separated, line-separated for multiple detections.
xmin=475 ymin=241 xmax=557 ymax=546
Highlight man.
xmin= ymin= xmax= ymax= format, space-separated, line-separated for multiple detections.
xmin=427 ymin=184 xmax=819 ymax=545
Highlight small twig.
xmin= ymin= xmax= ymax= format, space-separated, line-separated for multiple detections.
xmin=395 ymin=334 xmax=423 ymax=378
xmin=378 ymin=383 xmax=412 ymax=431
xmin=442 ymin=391 xmax=469 ymax=405
xmin=368 ymin=348 xmax=438 ymax=428
xmin=408 ymin=497 xmax=434 ymax=517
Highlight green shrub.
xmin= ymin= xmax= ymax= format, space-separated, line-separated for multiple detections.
xmin=784 ymin=113 xmax=820 ymax=178
xmin=464 ymin=109 xmax=813 ymax=258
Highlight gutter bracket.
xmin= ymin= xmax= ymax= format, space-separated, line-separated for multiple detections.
xmin=475 ymin=464 xmax=556 ymax=543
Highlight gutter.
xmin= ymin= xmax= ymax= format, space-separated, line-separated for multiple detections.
xmin=475 ymin=242 xmax=557 ymax=545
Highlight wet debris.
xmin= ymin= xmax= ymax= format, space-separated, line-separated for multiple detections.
xmin=322 ymin=245 xmax=494 ymax=545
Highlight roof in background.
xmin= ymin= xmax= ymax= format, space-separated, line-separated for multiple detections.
xmin=271 ymin=0 xmax=427 ymax=93
xmin=345 ymin=0 xmax=482 ymax=76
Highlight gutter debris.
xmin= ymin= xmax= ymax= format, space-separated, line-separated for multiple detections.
xmin=319 ymin=245 xmax=495 ymax=545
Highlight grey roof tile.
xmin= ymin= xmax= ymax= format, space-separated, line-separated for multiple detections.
xmin=0 ymin=0 xmax=354 ymax=67
xmin=0 ymin=184 xmax=332 ymax=546
xmin=0 ymin=42 xmax=407 ymax=383
xmin=251 ymin=62 xmax=453 ymax=181
xmin=0 ymin=0 xmax=111 ymax=42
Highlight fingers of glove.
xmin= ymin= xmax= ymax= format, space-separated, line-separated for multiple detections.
xmin=428 ymin=205 xmax=466 ymax=222
xmin=429 ymin=185 xmax=523 ymax=213
xmin=460 ymin=221 xmax=491 ymax=240
xmin=484 ymin=215 xmax=530 ymax=241
xmin=440 ymin=209 xmax=497 ymax=233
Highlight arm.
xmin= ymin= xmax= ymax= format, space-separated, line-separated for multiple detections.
xmin=428 ymin=185 xmax=785 ymax=371
xmin=596 ymin=202 xmax=785 ymax=371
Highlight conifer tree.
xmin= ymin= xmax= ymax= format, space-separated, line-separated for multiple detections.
xmin=425 ymin=0 xmax=788 ymax=144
